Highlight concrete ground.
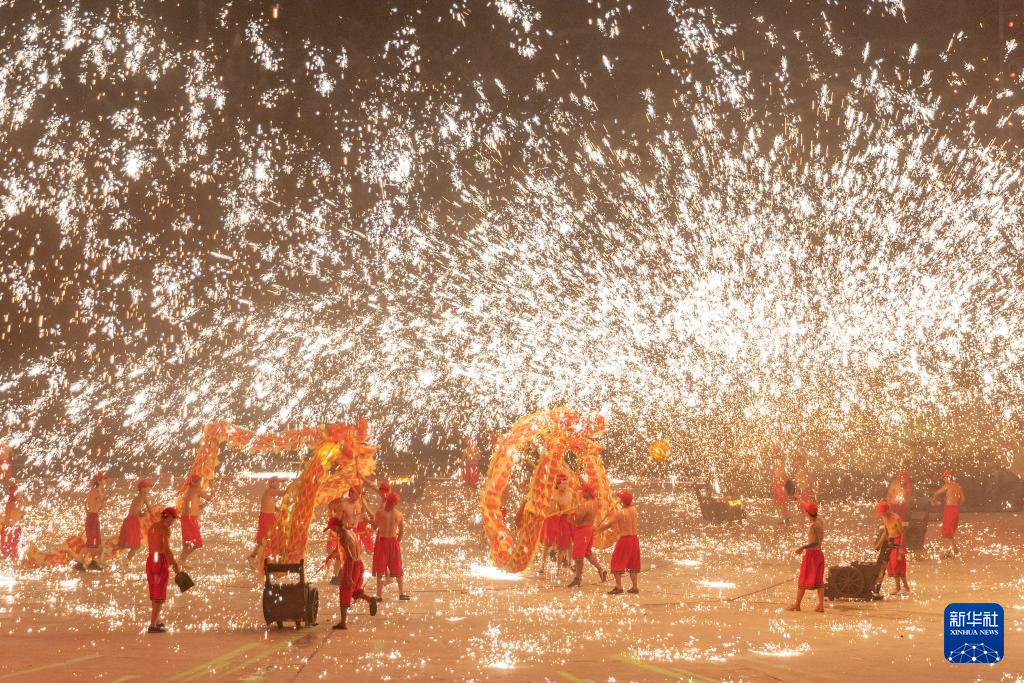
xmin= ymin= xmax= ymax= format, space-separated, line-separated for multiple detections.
xmin=0 ymin=479 xmax=1021 ymax=682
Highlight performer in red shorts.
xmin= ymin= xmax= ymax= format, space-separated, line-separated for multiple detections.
xmin=250 ymin=476 xmax=283 ymax=558
xmin=598 ymin=490 xmax=640 ymax=595
xmin=875 ymin=501 xmax=909 ymax=595
xmin=80 ymin=472 xmax=108 ymax=570
xmin=1 ymin=483 xmax=25 ymax=560
xmin=339 ymin=484 xmax=374 ymax=554
xmin=145 ymin=507 xmax=181 ymax=633
xmin=114 ymin=479 xmax=152 ymax=562
xmin=372 ymin=492 xmax=410 ymax=600
xmin=567 ymin=481 xmax=607 ymax=588
xmin=540 ymin=474 xmax=575 ymax=576
xmin=328 ymin=518 xmax=378 ymax=630
xmin=931 ymin=470 xmax=966 ymax=557
xmin=786 ymin=501 xmax=825 ymax=612
xmin=179 ymin=474 xmax=210 ymax=566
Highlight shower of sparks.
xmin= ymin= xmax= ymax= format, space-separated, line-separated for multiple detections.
xmin=0 ymin=0 xmax=1021 ymax=492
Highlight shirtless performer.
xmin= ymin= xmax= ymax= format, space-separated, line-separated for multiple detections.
xmin=340 ymin=484 xmax=374 ymax=555
xmin=328 ymin=517 xmax=378 ymax=629
xmin=931 ymin=469 xmax=966 ymax=557
xmin=372 ymin=492 xmax=410 ymax=600
xmin=250 ymin=477 xmax=283 ymax=558
xmin=80 ymin=472 xmax=108 ymax=570
xmin=786 ymin=501 xmax=825 ymax=612
xmin=1 ymin=483 xmax=24 ymax=560
xmin=179 ymin=475 xmax=210 ymax=566
xmin=567 ymin=481 xmax=608 ymax=588
xmin=886 ymin=469 xmax=912 ymax=521
xmin=145 ymin=507 xmax=181 ymax=633
xmin=875 ymin=501 xmax=909 ymax=595
xmin=540 ymin=474 xmax=574 ymax=576
xmin=114 ymin=479 xmax=153 ymax=562
xmin=597 ymin=490 xmax=640 ymax=594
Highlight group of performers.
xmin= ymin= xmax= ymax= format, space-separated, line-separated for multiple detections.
xmin=323 ymin=479 xmax=409 ymax=630
xmin=535 ymin=475 xmax=642 ymax=594
xmin=0 ymin=440 xmax=971 ymax=632
xmin=0 ymin=450 xmax=413 ymax=633
xmin=784 ymin=468 xmax=966 ymax=613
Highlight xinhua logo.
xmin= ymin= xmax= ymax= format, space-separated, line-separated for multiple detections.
xmin=944 ymin=603 xmax=1004 ymax=664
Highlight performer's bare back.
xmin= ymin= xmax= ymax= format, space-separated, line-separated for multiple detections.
xmin=375 ymin=508 xmax=403 ymax=539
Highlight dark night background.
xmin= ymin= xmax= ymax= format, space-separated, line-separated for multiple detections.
xmin=1 ymin=1 xmax=1022 ymax=504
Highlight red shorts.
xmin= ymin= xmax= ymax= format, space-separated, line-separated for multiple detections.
xmin=340 ymin=559 xmax=365 ymax=606
xmin=355 ymin=521 xmax=375 ymax=554
xmin=572 ymin=526 xmax=594 ymax=560
xmin=887 ymin=536 xmax=906 ymax=576
xmin=181 ymin=516 xmax=203 ymax=548
xmin=85 ymin=512 xmax=102 ymax=547
xmin=798 ymin=547 xmax=825 ymax=588
xmin=941 ymin=505 xmax=960 ymax=538
xmin=118 ymin=516 xmax=142 ymax=548
xmin=1 ymin=526 xmax=21 ymax=559
xmin=146 ymin=552 xmax=170 ymax=602
xmin=610 ymin=535 xmax=641 ymax=573
xmin=255 ymin=512 xmax=275 ymax=544
xmin=372 ymin=537 xmax=403 ymax=577
xmin=542 ymin=514 xmax=572 ymax=548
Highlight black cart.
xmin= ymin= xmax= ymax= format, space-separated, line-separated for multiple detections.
xmin=693 ymin=484 xmax=746 ymax=523
xmin=825 ymin=535 xmax=893 ymax=602
xmin=263 ymin=560 xmax=319 ymax=629
xmin=824 ymin=561 xmax=885 ymax=601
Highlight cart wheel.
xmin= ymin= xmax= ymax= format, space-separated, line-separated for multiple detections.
xmin=833 ymin=566 xmax=865 ymax=598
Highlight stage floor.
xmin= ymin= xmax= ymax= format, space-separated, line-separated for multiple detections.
xmin=0 ymin=480 xmax=1021 ymax=681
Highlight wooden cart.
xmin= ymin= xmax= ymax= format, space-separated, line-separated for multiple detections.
xmin=263 ymin=560 xmax=319 ymax=629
